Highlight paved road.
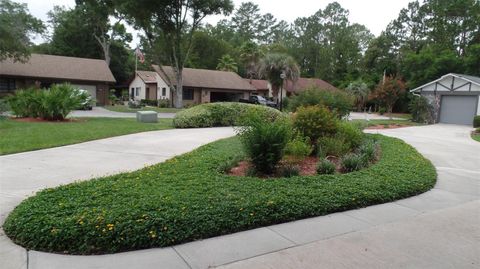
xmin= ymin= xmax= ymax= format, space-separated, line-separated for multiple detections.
xmin=70 ymin=107 xmax=176 ymax=118
xmin=1 ymin=124 xmax=479 ymax=269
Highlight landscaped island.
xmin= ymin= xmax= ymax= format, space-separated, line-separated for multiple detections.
xmin=4 ymin=134 xmax=436 ymax=254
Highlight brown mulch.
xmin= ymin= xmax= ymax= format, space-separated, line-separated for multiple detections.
xmin=228 ymin=156 xmax=327 ymax=177
xmin=366 ymin=124 xmax=411 ymax=130
xmin=10 ymin=117 xmax=82 ymax=123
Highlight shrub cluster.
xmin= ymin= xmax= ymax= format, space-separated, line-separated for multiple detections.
xmin=474 ymin=116 xmax=480 ymax=128
xmin=3 ymin=135 xmax=436 ymax=254
xmin=316 ymin=159 xmax=336 ymax=174
xmin=7 ymin=84 xmax=89 ymax=121
xmin=292 ymin=105 xmax=338 ymax=143
xmin=409 ymin=96 xmax=434 ymax=124
xmin=173 ymin=102 xmax=283 ymax=128
xmin=286 ymin=87 xmax=353 ymax=118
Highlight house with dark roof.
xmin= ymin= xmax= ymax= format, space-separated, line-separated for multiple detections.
xmin=129 ymin=66 xmax=256 ymax=106
xmin=0 ymin=54 xmax=116 ymax=105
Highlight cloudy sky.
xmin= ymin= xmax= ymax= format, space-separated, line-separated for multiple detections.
xmin=17 ymin=0 xmax=412 ymax=46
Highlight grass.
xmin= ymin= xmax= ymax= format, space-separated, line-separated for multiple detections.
xmin=352 ymin=119 xmax=422 ymax=128
xmin=0 ymin=117 xmax=173 ymax=155
xmin=472 ymin=131 xmax=480 ymax=142
xmin=4 ymin=135 xmax=436 ymax=254
xmin=105 ymin=105 xmax=183 ymax=113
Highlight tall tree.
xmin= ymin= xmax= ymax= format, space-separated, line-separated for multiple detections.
xmin=216 ymin=54 xmax=238 ymax=72
xmin=0 ymin=0 xmax=44 ymax=62
xmin=230 ymin=2 xmax=261 ymax=43
xmin=114 ymin=0 xmax=233 ymax=108
xmin=258 ymin=53 xmax=300 ymax=103
xmin=346 ymin=80 xmax=370 ymax=111
xmin=239 ymin=41 xmax=263 ymax=79
xmin=372 ymin=76 xmax=406 ymax=117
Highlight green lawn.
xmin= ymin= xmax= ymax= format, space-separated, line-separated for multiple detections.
xmin=352 ymin=119 xmax=422 ymax=128
xmin=105 ymin=105 xmax=183 ymax=113
xmin=472 ymin=132 xmax=480 ymax=142
xmin=0 ymin=117 xmax=173 ymax=155
xmin=3 ymin=135 xmax=436 ymax=254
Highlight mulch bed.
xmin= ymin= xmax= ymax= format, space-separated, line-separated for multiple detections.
xmin=10 ymin=117 xmax=83 ymax=123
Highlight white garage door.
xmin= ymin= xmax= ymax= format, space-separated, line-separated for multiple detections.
xmin=71 ymin=84 xmax=97 ymax=100
xmin=439 ymin=95 xmax=477 ymax=125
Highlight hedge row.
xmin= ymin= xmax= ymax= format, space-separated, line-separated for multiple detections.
xmin=4 ymin=135 xmax=436 ymax=254
xmin=173 ymin=102 xmax=283 ymax=128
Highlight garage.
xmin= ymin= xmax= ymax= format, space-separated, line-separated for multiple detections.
xmin=439 ymin=96 xmax=478 ymax=125
xmin=411 ymin=73 xmax=480 ymax=125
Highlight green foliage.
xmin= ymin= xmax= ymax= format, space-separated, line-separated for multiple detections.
xmin=473 ymin=116 xmax=480 ymax=128
xmin=0 ymin=98 xmax=9 ymax=115
xmin=337 ymin=121 xmax=364 ymax=149
xmin=7 ymin=84 xmax=88 ymax=121
xmin=278 ymin=164 xmax=300 ymax=178
xmin=257 ymin=53 xmax=300 ymax=98
xmin=216 ymin=54 xmax=238 ymax=72
xmin=341 ymin=153 xmax=365 ymax=172
xmin=284 ymin=135 xmax=313 ymax=158
xmin=3 ymin=135 xmax=436 ymax=254
xmin=173 ymin=102 xmax=283 ymax=128
xmin=0 ymin=0 xmax=45 ymax=62
xmin=238 ymin=115 xmax=291 ymax=175
xmin=317 ymin=136 xmax=350 ymax=158
xmin=286 ymin=88 xmax=353 ymax=118
xmin=346 ymin=80 xmax=370 ymax=111
xmin=357 ymin=139 xmax=380 ymax=164
xmin=316 ymin=159 xmax=336 ymax=175
xmin=293 ymin=105 xmax=338 ymax=143
xmin=409 ymin=96 xmax=434 ymax=124
xmin=0 ymin=118 xmax=173 ymax=155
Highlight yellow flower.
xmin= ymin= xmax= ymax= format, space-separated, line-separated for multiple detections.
xmin=107 ymin=223 xmax=114 ymax=231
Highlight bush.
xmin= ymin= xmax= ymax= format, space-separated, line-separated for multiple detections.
xmin=409 ymin=96 xmax=433 ymax=123
xmin=158 ymin=99 xmax=170 ymax=108
xmin=286 ymin=87 xmax=353 ymax=118
xmin=358 ymin=139 xmax=379 ymax=163
xmin=284 ymin=135 xmax=313 ymax=158
xmin=474 ymin=116 xmax=480 ymax=128
xmin=128 ymin=100 xmax=143 ymax=109
xmin=341 ymin=153 xmax=366 ymax=172
xmin=7 ymin=84 xmax=86 ymax=120
xmin=140 ymin=99 xmax=158 ymax=106
xmin=378 ymin=107 xmax=386 ymax=115
xmin=337 ymin=121 xmax=364 ymax=149
xmin=173 ymin=102 xmax=284 ymax=128
xmin=237 ymin=115 xmax=291 ymax=175
xmin=317 ymin=136 xmax=350 ymax=157
xmin=317 ymin=159 xmax=336 ymax=174
xmin=293 ymin=105 xmax=338 ymax=143
xmin=278 ymin=164 xmax=300 ymax=178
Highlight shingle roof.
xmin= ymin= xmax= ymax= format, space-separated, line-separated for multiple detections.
xmin=0 ymin=54 xmax=116 ymax=83
xmin=245 ymin=79 xmax=269 ymax=91
xmin=152 ymin=65 xmax=255 ymax=91
xmin=284 ymin=77 xmax=338 ymax=93
xmin=136 ymin=70 xmax=157 ymax=83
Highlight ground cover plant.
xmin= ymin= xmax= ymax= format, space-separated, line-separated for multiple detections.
xmin=173 ymin=102 xmax=283 ymax=128
xmin=472 ymin=128 xmax=480 ymax=142
xmin=0 ymin=117 xmax=173 ymax=155
xmin=4 ymin=135 xmax=436 ymax=254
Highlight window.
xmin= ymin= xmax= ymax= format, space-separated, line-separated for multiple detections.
xmin=162 ymin=87 xmax=167 ymax=96
xmin=183 ymin=88 xmax=194 ymax=100
xmin=135 ymin=87 xmax=140 ymax=97
xmin=0 ymin=78 xmax=16 ymax=92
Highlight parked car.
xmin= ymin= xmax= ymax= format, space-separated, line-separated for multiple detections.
xmin=239 ymin=95 xmax=277 ymax=108
xmin=75 ymin=89 xmax=93 ymax=110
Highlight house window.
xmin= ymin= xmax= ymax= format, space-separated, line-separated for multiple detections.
xmin=0 ymin=78 xmax=16 ymax=92
xmin=162 ymin=87 xmax=167 ymax=96
xmin=135 ymin=87 xmax=140 ymax=97
xmin=183 ymin=88 xmax=194 ymax=100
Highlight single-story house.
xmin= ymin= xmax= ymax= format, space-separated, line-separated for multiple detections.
xmin=129 ymin=66 xmax=256 ymax=106
xmin=411 ymin=73 xmax=480 ymax=125
xmin=247 ymin=77 xmax=339 ymax=100
xmin=0 ymin=54 xmax=116 ymax=105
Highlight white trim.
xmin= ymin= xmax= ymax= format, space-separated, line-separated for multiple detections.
xmin=410 ymin=73 xmax=480 ymax=93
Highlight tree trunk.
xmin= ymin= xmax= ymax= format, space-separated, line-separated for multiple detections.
xmin=174 ymin=69 xmax=183 ymax=108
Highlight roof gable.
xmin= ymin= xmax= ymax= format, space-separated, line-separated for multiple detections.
xmin=152 ymin=65 xmax=255 ymax=91
xmin=245 ymin=79 xmax=269 ymax=91
xmin=136 ymin=71 xmax=158 ymax=83
xmin=411 ymin=73 xmax=480 ymax=92
xmin=0 ymin=54 xmax=116 ymax=83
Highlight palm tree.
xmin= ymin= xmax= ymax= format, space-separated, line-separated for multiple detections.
xmin=257 ymin=53 xmax=300 ymax=103
xmin=239 ymin=41 xmax=263 ymax=79
xmin=346 ymin=80 xmax=370 ymax=111
xmin=216 ymin=54 xmax=238 ymax=72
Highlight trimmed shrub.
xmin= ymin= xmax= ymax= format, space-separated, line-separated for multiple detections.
xmin=317 ymin=159 xmax=336 ymax=174
xmin=140 ymin=99 xmax=158 ymax=106
xmin=173 ymin=102 xmax=283 ymax=128
xmin=317 ymin=136 xmax=350 ymax=157
xmin=286 ymin=87 xmax=353 ymax=118
xmin=341 ymin=153 xmax=366 ymax=172
xmin=284 ymin=135 xmax=313 ymax=158
xmin=293 ymin=105 xmax=338 ymax=143
xmin=337 ymin=121 xmax=363 ymax=149
xmin=473 ymin=116 xmax=480 ymax=128
xmin=409 ymin=96 xmax=433 ymax=123
xmin=237 ymin=115 xmax=291 ymax=175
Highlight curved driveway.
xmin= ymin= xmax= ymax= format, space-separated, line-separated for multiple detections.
xmin=1 ymin=124 xmax=479 ymax=269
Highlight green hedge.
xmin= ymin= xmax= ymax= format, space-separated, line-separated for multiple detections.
xmin=4 ymin=135 xmax=436 ymax=254
xmin=474 ymin=116 xmax=480 ymax=128
xmin=173 ymin=102 xmax=284 ymax=128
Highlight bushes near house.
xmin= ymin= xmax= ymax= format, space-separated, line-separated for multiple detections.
xmin=3 ymin=135 xmax=436 ymax=254
xmin=173 ymin=102 xmax=283 ymax=128
xmin=473 ymin=116 xmax=480 ymax=128
xmin=7 ymin=84 xmax=89 ymax=121
xmin=286 ymin=87 xmax=353 ymax=118
xmin=409 ymin=96 xmax=434 ymax=124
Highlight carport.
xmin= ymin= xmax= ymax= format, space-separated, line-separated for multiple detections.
xmin=411 ymin=73 xmax=480 ymax=125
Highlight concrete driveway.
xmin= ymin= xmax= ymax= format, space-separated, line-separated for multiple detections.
xmin=1 ymin=124 xmax=479 ymax=269
xmin=70 ymin=107 xmax=176 ymax=119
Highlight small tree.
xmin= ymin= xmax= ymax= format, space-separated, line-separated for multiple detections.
xmin=346 ymin=80 xmax=370 ymax=111
xmin=216 ymin=54 xmax=238 ymax=72
xmin=372 ymin=76 xmax=406 ymax=118
xmin=257 ymin=53 xmax=300 ymax=102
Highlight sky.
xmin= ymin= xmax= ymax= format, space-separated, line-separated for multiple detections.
xmin=17 ymin=0 xmax=412 ymax=46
